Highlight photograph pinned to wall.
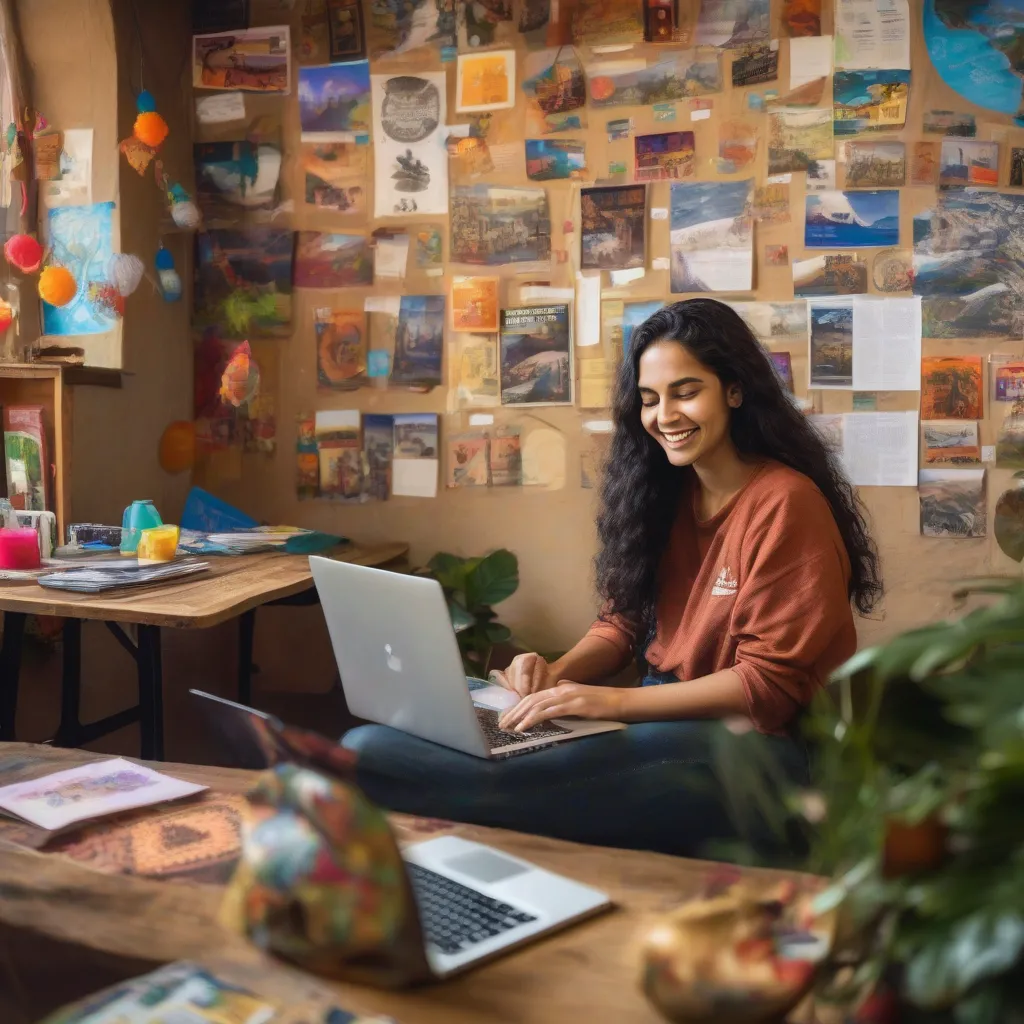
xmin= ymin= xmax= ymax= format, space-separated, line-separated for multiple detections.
xmin=910 ymin=140 xmax=939 ymax=185
xmin=450 ymin=185 xmax=551 ymax=266
xmin=499 ymin=304 xmax=573 ymax=406
xmin=42 ymin=201 xmax=117 ymax=337
xmin=832 ymin=69 xmax=910 ymax=135
xmin=995 ymin=362 xmax=1024 ymax=401
xmin=193 ymin=27 xmax=291 ymax=93
xmin=328 ymin=0 xmax=366 ymax=60
xmin=806 ymin=159 xmax=836 ymax=192
xmin=296 ymin=415 xmax=319 ymax=500
xmin=634 ymin=131 xmax=695 ymax=181
xmin=522 ymin=48 xmax=587 ymax=136
xmin=919 ymin=469 xmax=986 ymax=538
xmin=843 ymin=141 xmax=905 ymax=188
xmin=913 ymin=190 xmax=1024 ymax=338
xmin=997 ymin=401 xmax=1024 ymax=468
xmin=767 ymin=108 xmax=833 ymax=174
xmin=808 ymin=300 xmax=854 ymax=388
xmin=451 ymin=276 xmax=499 ymax=332
xmin=587 ymin=51 xmax=722 ymax=110
xmin=1011 ymin=147 xmax=1024 ymax=187
xmin=938 ymin=139 xmax=999 ymax=188
xmin=294 ymin=231 xmax=372 ymax=288
xmin=781 ymin=0 xmax=821 ymax=35
xmin=572 ymin=0 xmax=645 ymax=45
xmin=301 ymin=141 xmax=367 ymax=214
xmin=670 ymin=179 xmax=754 ymax=293
xmin=362 ymin=413 xmax=394 ymax=501
xmin=315 ymin=410 xmax=362 ymax=501
xmin=447 ymin=433 xmax=490 ymax=488
xmin=804 ymin=190 xmax=899 ymax=249
xmin=391 ymin=295 xmax=444 ymax=387
xmin=765 ymin=243 xmax=789 ymax=265
xmin=731 ymin=42 xmax=778 ymax=87
xmin=922 ymin=421 xmax=981 ymax=465
xmin=456 ymin=50 xmax=516 ymax=113
xmin=695 ymin=0 xmax=769 ymax=47
xmin=622 ymin=300 xmax=664 ymax=355
xmin=520 ymin=0 xmax=550 ymax=36
xmin=872 ymin=248 xmax=913 ymax=293
xmin=730 ymin=300 xmax=809 ymax=348
xmin=717 ymin=119 xmax=758 ymax=173
xmin=770 ymin=351 xmax=795 ymax=391
xmin=922 ymin=110 xmax=975 ymax=136
xmin=490 ymin=427 xmax=523 ymax=486
xmin=525 ymin=139 xmax=587 ymax=181
xmin=414 ymin=225 xmax=444 ymax=269
xmin=371 ymin=0 xmax=456 ymax=55
xmin=316 ymin=309 xmax=366 ymax=388
xmin=793 ymin=253 xmax=868 ymax=296
xmin=298 ymin=61 xmax=371 ymax=139
xmin=580 ymin=185 xmax=646 ymax=271
xmin=463 ymin=0 xmax=513 ymax=48
xmin=194 ymin=141 xmax=283 ymax=221
xmin=371 ymin=72 xmax=448 ymax=218
xmin=450 ymin=332 xmax=500 ymax=407
xmin=750 ymin=181 xmax=790 ymax=225
xmin=392 ymin=413 xmax=439 ymax=498
xmin=921 ymin=355 xmax=984 ymax=420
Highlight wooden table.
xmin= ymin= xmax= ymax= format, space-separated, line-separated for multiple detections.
xmin=0 ymin=742 xmax=809 ymax=1024
xmin=0 ymin=543 xmax=408 ymax=761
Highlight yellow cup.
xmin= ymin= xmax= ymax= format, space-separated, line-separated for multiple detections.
xmin=137 ymin=524 xmax=180 ymax=564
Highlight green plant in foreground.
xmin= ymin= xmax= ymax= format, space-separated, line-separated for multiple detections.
xmin=416 ymin=549 xmax=519 ymax=676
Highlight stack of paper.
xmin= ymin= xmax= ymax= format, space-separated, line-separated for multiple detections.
xmin=37 ymin=560 xmax=210 ymax=593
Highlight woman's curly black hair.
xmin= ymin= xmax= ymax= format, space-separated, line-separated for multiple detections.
xmin=595 ymin=298 xmax=882 ymax=638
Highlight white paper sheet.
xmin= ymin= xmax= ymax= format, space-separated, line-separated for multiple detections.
xmin=393 ymin=458 xmax=438 ymax=498
xmin=575 ymin=271 xmax=602 ymax=347
xmin=790 ymin=36 xmax=833 ymax=90
xmin=195 ymin=91 xmax=246 ymax=124
xmin=44 ymin=129 xmax=93 ymax=208
xmin=834 ymin=0 xmax=910 ymax=70
xmin=841 ymin=411 xmax=918 ymax=486
xmin=852 ymin=296 xmax=921 ymax=391
xmin=374 ymin=235 xmax=410 ymax=279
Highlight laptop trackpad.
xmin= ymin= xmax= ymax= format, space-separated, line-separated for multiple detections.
xmin=444 ymin=849 xmax=529 ymax=885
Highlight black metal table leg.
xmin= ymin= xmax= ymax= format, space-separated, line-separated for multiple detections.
xmin=54 ymin=618 xmax=83 ymax=747
xmin=137 ymin=625 xmax=165 ymax=761
xmin=0 ymin=612 xmax=26 ymax=741
xmin=238 ymin=608 xmax=256 ymax=706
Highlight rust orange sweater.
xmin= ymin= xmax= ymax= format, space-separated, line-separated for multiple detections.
xmin=587 ymin=461 xmax=856 ymax=734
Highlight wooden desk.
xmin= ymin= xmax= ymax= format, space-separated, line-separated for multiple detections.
xmin=0 ymin=742 xmax=806 ymax=1024
xmin=0 ymin=543 xmax=408 ymax=761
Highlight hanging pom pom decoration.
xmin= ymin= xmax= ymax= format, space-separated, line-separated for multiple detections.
xmin=158 ymin=420 xmax=196 ymax=474
xmin=38 ymin=265 xmax=77 ymax=307
xmin=0 ymin=299 xmax=13 ymax=333
xmin=155 ymin=246 xmax=182 ymax=302
xmin=134 ymin=111 xmax=169 ymax=150
xmin=171 ymin=199 xmax=201 ymax=230
xmin=106 ymin=253 xmax=146 ymax=297
xmin=136 ymin=90 xmax=157 ymax=114
xmin=4 ymin=234 xmax=43 ymax=273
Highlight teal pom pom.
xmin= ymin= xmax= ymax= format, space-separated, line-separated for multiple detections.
xmin=136 ymin=90 xmax=157 ymax=114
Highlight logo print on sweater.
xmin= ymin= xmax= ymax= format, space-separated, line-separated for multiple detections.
xmin=711 ymin=566 xmax=738 ymax=596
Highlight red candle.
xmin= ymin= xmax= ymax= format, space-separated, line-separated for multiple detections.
xmin=0 ymin=528 xmax=41 ymax=570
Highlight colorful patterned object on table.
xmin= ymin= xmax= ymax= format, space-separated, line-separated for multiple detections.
xmin=220 ymin=764 xmax=432 ymax=987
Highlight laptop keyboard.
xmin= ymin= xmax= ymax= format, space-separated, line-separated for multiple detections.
xmin=407 ymin=862 xmax=538 ymax=955
xmin=474 ymin=705 xmax=569 ymax=749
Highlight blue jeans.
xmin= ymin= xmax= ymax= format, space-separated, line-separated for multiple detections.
xmin=341 ymin=680 xmax=810 ymax=860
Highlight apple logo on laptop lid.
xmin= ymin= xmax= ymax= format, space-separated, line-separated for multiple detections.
xmin=385 ymin=643 xmax=402 ymax=673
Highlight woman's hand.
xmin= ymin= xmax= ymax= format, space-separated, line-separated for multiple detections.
xmin=498 ymin=682 xmax=625 ymax=732
xmin=491 ymin=652 xmax=556 ymax=698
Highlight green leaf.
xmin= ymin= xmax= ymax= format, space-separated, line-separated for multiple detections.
xmin=468 ymin=549 xmax=519 ymax=608
xmin=427 ymin=552 xmax=469 ymax=592
xmin=484 ymin=622 xmax=512 ymax=643
xmin=447 ymin=598 xmax=475 ymax=633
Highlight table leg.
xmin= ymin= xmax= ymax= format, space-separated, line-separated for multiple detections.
xmin=54 ymin=618 xmax=83 ymax=747
xmin=0 ymin=611 xmax=26 ymax=741
xmin=238 ymin=608 xmax=256 ymax=707
xmin=136 ymin=625 xmax=165 ymax=761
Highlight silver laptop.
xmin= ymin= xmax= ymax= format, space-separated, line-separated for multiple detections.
xmin=309 ymin=556 xmax=625 ymax=758
xmin=189 ymin=689 xmax=612 ymax=977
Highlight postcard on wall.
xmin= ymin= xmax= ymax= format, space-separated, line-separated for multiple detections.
xmin=750 ymin=182 xmax=790 ymax=226
xmin=919 ymin=469 xmax=986 ymax=538
xmin=522 ymin=48 xmax=587 ymax=136
xmin=923 ymin=421 xmax=981 ymax=466
xmin=997 ymin=402 xmax=1024 ymax=468
xmin=450 ymin=185 xmax=551 ymax=266
xmin=302 ymin=141 xmax=366 ymax=214
xmin=328 ymin=0 xmax=366 ymax=60
xmin=1012 ymin=148 xmax=1024 ymax=187
xmin=193 ymin=26 xmax=291 ymax=93
xmin=194 ymin=141 xmax=282 ymax=222
xmin=294 ymin=231 xmax=372 ymax=288
xmin=315 ymin=410 xmax=362 ymax=501
xmin=834 ymin=0 xmax=910 ymax=71
xmin=808 ymin=300 xmax=854 ymax=388
xmin=499 ymin=304 xmax=573 ymax=406
xmin=871 ymin=248 xmax=912 ymax=293
xmin=939 ymin=139 xmax=999 ymax=188
xmin=362 ymin=413 xmax=394 ymax=501
xmin=299 ymin=61 xmax=371 ymax=140
xmin=923 ymin=110 xmax=976 ymax=137
xmin=573 ymin=0 xmax=645 ymax=44
xmin=392 ymin=295 xmax=444 ymax=387
xmin=634 ymin=131 xmax=695 ymax=182
xmin=670 ymin=180 xmax=753 ymax=294
xmin=371 ymin=72 xmax=448 ymax=218
xmin=451 ymin=332 xmax=500 ymax=407
xmin=490 ymin=428 xmax=523 ymax=486
xmin=804 ymin=190 xmax=899 ymax=249
xmin=717 ymin=119 xmax=758 ymax=173
xmin=392 ymin=413 xmax=439 ymax=498
xmin=807 ymin=159 xmax=836 ymax=192
xmin=316 ymin=309 xmax=366 ymax=388
xmin=731 ymin=42 xmax=778 ymax=86
xmin=457 ymin=50 xmax=516 ymax=113
xmin=462 ymin=0 xmax=514 ymax=49
xmin=696 ymin=0 xmax=770 ymax=47
xmin=451 ymin=276 xmax=500 ymax=333
xmin=587 ymin=52 xmax=722 ymax=110
xmin=0 ymin=758 xmax=205 ymax=831
xmin=448 ymin=432 xmax=491 ymax=488
xmin=921 ymin=356 xmax=984 ymax=420
xmin=793 ymin=253 xmax=868 ymax=296
xmin=843 ymin=141 xmax=905 ymax=188
xmin=623 ymin=300 xmax=664 ymax=354
xmin=525 ymin=139 xmax=587 ymax=181
xmin=995 ymin=363 xmax=1024 ymax=401
xmin=910 ymin=141 xmax=939 ymax=186
xmin=372 ymin=0 xmax=456 ymax=54
xmin=580 ymin=185 xmax=646 ymax=271
xmin=833 ymin=69 xmax=909 ymax=135
xmin=767 ymin=108 xmax=833 ymax=175
xmin=730 ymin=301 xmax=808 ymax=349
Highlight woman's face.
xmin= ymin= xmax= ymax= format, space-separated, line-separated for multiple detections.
xmin=637 ymin=339 xmax=740 ymax=468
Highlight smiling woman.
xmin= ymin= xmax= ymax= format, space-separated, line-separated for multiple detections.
xmin=343 ymin=299 xmax=882 ymax=859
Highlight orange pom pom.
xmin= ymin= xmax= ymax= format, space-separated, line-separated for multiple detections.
xmin=158 ymin=420 xmax=195 ymax=474
xmin=38 ymin=265 xmax=77 ymax=307
xmin=134 ymin=111 xmax=169 ymax=149
xmin=0 ymin=300 xmax=13 ymax=333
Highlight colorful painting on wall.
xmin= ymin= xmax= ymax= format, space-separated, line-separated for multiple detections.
xmin=580 ymin=185 xmax=646 ymax=271
xmin=192 ymin=27 xmax=291 ymax=93
xmin=301 ymin=141 xmax=367 ymax=213
xmin=919 ymin=468 xmax=986 ymax=538
xmin=392 ymin=295 xmax=445 ymax=386
xmin=921 ymin=355 xmax=984 ymax=420
xmin=634 ymin=131 xmax=695 ymax=181
xmin=587 ymin=52 xmax=721 ymax=109
xmin=499 ymin=304 xmax=573 ymax=405
xmin=293 ymin=231 xmax=372 ymax=287
xmin=669 ymin=180 xmax=753 ymax=293
xmin=938 ymin=139 xmax=999 ymax=188
xmin=525 ymin=139 xmax=586 ymax=181
xmin=804 ymin=190 xmax=899 ymax=249
xmin=298 ymin=60 xmax=371 ymax=138
xmin=522 ymin=48 xmax=587 ymax=135
xmin=316 ymin=309 xmax=366 ymax=388
xmin=833 ymin=70 xmax=910 ymax=135
xmin=450 ymin=185 xmax=551 ymax=265
xmin=194 ymin=141 xmax=283 ymax=221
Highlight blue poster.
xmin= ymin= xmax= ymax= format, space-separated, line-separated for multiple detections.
xmin=804 ymin=191 xmax=899 ymax=249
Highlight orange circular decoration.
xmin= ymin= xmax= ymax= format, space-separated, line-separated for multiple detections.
xmin=159 ymin=420 xmax=196 ymax=474
xmin=38 ymin=265 xmax=77 ymax=307
xmin=0 ymin=300 xmax=13 ymax=333
xmin=590 ymin=77 xmax=615 ymax=101
xmin=4 ymin=234 xmax=43 ymax=273
xmin=134 ymin=111 xmax=169 ymax=149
